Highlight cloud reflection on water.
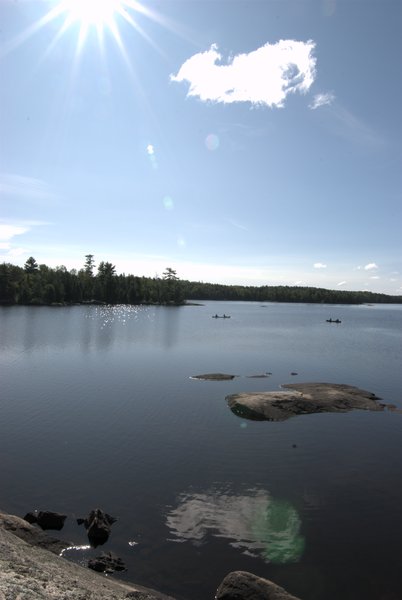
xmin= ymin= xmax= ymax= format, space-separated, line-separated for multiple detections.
xmin=166 ymin=488 xmax=304 ymax=564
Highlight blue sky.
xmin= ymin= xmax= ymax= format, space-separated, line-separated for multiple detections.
xmin=1 ymin=0 xmax=401 ymax=294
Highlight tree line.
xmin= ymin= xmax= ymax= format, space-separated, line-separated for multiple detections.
xmin=0 ymin=255 xmax=401 ymax=306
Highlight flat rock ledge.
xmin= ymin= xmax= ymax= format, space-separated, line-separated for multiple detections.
xmin=216 ymin=571 xmax=301 ymax=600
xmin=226 ymin=382 xmax=385 ymax=422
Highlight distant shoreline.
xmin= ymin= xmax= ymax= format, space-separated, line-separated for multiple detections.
xmin=1 ymin=261 xmax=401 ymax=306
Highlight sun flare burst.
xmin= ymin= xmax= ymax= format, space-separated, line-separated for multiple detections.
xmin=2 ymin=0 xmax=175 ymax=63
xmin=59 ymin=0 xmax=122 ymax=27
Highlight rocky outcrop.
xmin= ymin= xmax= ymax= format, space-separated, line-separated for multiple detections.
xmin=227 ymin=382 xmax=385 ymax=421
xmin=215 ymin=571 xmax=301 ymax=600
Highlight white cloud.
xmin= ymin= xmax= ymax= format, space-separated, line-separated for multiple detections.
xmin=171 ymin=40 xmax=316 ymax=107
xmin=309 ymin=92 xmax=335 ymax=110
xmin=313 ymin=262 xmax=327 ymax=269
xmin=364 ymin=263 xmax=379 ymax=271
xmin=370 ymin=276 xmax=380 ymax=280
xmin=0 ymin=224 xmax=28 ymax=241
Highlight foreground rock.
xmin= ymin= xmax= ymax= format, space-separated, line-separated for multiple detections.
xmin=0 ymin=512 xmax=69 ymax=554
xmin=227 ymin=383 xmax=385 ymax=421
xmin=0 ymin=511 xmax=177 ymax=600
xmin=216 ymin=571 xmax=301 ymax=600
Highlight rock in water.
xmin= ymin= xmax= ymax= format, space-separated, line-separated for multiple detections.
xmin=23 ymin=511 xmax=67 ymax=531
xmin=77 ymin=508 xmax=117 ymax=547
xmin=191 ymin=373 xmax=236 ymax=381
xmin=215 ymin=571 xmax=301 ymax=600
xmin=227 ymin=382 xmax=384 ymax=422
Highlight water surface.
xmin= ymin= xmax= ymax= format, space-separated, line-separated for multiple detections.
xmin=1 ymin=302 xmax=401 ymax=599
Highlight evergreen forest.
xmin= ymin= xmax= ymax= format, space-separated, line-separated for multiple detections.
xmin=1 ymin=255 xmax=401 ymax=306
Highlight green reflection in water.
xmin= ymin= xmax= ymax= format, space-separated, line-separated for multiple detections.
xmin=250 ymin=498 xmax=305 ymax=563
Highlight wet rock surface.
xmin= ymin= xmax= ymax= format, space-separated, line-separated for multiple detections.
xmin=215 ymin=571 xmax=301 ymax=600
xmin=227 ymin=382 xmax=385 ymax=421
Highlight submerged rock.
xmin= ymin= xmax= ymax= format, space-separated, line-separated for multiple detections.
xmin=227 ymin=383 xmax=385 ymax=422
xmin=191 ymin=373 xmax=236 ymax=381
xmin=77 ymin=508 xmax=117 ymax=547
xmin=216 ymin=571 xmax=301 ymax=600
xmin=88 ymin=551 xmax=126 ymax=573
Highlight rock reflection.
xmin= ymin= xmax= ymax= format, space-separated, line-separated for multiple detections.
xmin=166 ymin=488 xmax=304 ymax=563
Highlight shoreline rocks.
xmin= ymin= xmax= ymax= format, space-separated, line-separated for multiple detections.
xmin=216 ymin=571 xmax=301 ymax=600
xmin=0 ymin=511 xmax=178 ymax=600
xmin=1 ymin=510 xmax=302 ymax=600
xmin=227 ymin=382 xmax=385 ymax=422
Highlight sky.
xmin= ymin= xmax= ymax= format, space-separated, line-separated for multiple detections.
xmin=1 ymin=0 xmax=401 ymax=294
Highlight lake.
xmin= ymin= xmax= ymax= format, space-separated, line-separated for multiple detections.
xmin=1 ymin=301 xmax=402 ymax=600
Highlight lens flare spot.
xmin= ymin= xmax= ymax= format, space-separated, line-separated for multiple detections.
xmin=163 ymin=196 xmax=174 ymax=210
xmin=177 ymin=237 xmax=186 ymax=247
xmin=146 ymin=144 xmax=158 ymax=169
xmin=205 ymin=133 xmax=220 ymax=151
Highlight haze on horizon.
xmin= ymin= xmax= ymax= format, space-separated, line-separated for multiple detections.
xmin=1 ymin=0 xmax=401 ymax=295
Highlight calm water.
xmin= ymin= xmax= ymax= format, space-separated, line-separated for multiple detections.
xmin=1 ymin=302 xmax=402 ymax=600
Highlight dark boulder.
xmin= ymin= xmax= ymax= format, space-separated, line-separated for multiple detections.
xmin=215 ymin=571 xmax=301 ymax=600
xmin=88 ymin=551 xmax=126 ymax=574
xmin=77 ymin=508 xmax=117 ymax=546
xmin=23 ymin=510 xmax=67 ymax=531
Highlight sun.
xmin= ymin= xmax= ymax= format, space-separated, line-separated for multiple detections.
xmin=3 ymin=0 xmax=180 ymax=71
xmin=59 ymin=0 xmax=122 ymax=28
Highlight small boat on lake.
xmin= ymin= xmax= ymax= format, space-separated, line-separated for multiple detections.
xmin=212 ymin=314 xmax=231 ymax=319
xmin=326 ymin=318 xmax=342 ymax=323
